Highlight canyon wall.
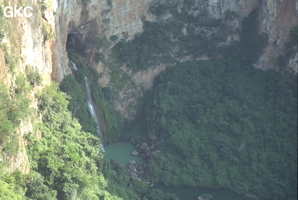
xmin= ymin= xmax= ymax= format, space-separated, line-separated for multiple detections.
xmin=57 ymin=0 xmax=297 ymax=83
xmin=15 ymin=0 xmax=298 ymax=118
xmin=85 ymin=0 xmax=297 ymax=117
xmin=0 ymin=0 xmax=297 ymax=170
xmin=53 ymin=0 xmax=153 ymax=81
xmin=0 ymin=0 xmax=58 ymax=173
xmin=207 ymin=0 xmax=298 ymax=71
xmin=256 ymin=0 xmax=298 ymax=72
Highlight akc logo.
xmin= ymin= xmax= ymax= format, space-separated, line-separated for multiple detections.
xmin=3 ymin=6 xmax=33 ymax=18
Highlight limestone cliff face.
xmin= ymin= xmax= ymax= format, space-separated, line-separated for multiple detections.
xmin=207 ymin=0 xmax=259 ymax=19
xmin=97 ymin=0 xmax=297 ymax=118
xmin=100 ymin=0 xmax=153 ymax=39
xmin=53 ymin=0 xmax=152 ymax=81
xmin=207 ymin=0 xmax=298 ymax=71
xmin=62 ymin=0 xmax=297 ymax=118
xmin=256 ymin=0 xmax=298 ymax=72
xmin=53 ymin=0 xmax=154 ymax=118
xmin=0 ymin=0 xmax=58 ymax=173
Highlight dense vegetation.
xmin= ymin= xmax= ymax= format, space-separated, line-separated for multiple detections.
xmin=109 ymin=3 xmax=298 ymax=199
xmin=0 ymin=79 xmax=145 ymax=199
xmin=0 ymin=93 xmax=26 ymax=199
xmin=30 ymin=71 xmax=182 ymax=200
xmin=0 ymin=66 xmax=41 ymax=157
xmin=145 ymin=60 xmax=297 ymax=200
xmin=0 ymin=72 xmax=174 ymax=199
xmin=134 ymin=8 xmax=297 ymax=200
xmin=24 ymin=83 xmax=140 ymax=199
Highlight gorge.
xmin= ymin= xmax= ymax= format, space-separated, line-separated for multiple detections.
xmin=0 ymin=0 xmax=297 ymax=200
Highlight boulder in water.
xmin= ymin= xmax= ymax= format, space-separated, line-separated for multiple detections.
xmin=131 ymin=137 xmax=135 ymax=144
xmin=198 ymin=194 xmax=213 ymax=200
xmin=129 ymin=160 xmax=136 ymax=165
xmin=131 ymin=150 xmax=139 ymax=156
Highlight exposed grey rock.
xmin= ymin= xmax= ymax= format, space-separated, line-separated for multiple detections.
xmin=131 ymin=176 xmax=142 ymax=181
xmin=148 ymin=133 xmax=158 ymax=141
xmin=130 ymin=172 xmax=137 ymax=177
xmin=133 ymin=167 xmax=138 ymax=173
xmin=153 ymin=150 xmax=161 ymax=154
xmin=238 ymin=142 xmax=246 ymax=150
xmin=131 ymin=137 xmax=135 ymax=144
xmin=140 ymin=142 xmax=150 ymax=152
xmin=129 ymin=160 xmax=136 ymax=165
xmin=245 ymin=194 xmax=260 ymax=199
xmin=150 ymin=144 xmax=155 ymax=150
xmin=198 ymin=194 xmax=213 ymax=200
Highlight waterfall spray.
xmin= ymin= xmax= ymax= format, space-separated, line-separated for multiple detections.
xmin=84 ymin=76 xmax=105 ymax=152
xmin=69 ymin=60 xmax=78 ymax=71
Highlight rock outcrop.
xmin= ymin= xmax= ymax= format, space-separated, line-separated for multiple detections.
xmin=255 ymin=0 xmax=298 ymax=72
xmin=54 ymin=0 xmax=153 ymax=81
xmin=0 ymin=0 xmax=58 ymax=173
xmin=207 ymin=0 xmax=259 ymax=19
xmin=206 ymin=0 xmax=298 ymax=71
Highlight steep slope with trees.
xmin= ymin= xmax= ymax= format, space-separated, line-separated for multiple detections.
xmin=141 ymin=10 xmax=297 ymax=200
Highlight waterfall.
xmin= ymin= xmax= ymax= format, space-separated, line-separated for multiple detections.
xmin=69 ymin=60 xmax=78 ymax=71
xmin=84 ymin=76 xmax=105 ymax=152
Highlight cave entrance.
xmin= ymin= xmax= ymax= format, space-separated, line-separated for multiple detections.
xmin=66 ymin=32 xmax=84 ymax=54
xmin=66 ymin=33 xmax=76 ymax=49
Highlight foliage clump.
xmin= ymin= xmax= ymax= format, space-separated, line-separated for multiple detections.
xmin=145 ymin=59 xmax=297 ymax=200
xmin=0 ymin=79 xmax=30 ymax=155
xmin=25 ymin=83 xmax=137 ymax=199
xmin=25 ymin=65 xmax=42 ymax=86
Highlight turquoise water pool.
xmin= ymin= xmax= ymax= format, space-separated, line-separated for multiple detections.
xmin=105 ymin=141 xmax=253 ymax=200
xmin=105 ymin=141 xmax=143 ymax=165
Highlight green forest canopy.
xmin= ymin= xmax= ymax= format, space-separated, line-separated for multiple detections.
xmin=112 ymin=6 xmax=297 ymax=200
xmin=145 ymin=60 xmax=297 ymax=200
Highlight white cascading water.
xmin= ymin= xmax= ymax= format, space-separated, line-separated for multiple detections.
xmin=69 ymin=60 xmax=78 ymax=71
xmin=84 ymin=76 xmax=105 ymax=152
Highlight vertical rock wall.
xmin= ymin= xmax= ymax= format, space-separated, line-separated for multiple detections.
xmin=53 ymin=0 xmax=152 ymax=81
xmin=0 ymin=0 xmax=58 ymax=173
xmin=256 ymin=0 xmax=298 ymax=71
xmin=207 ymin=0 xmax=259 ymax=19
xmin=207 ymin=0 xmax=298 ymax=71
